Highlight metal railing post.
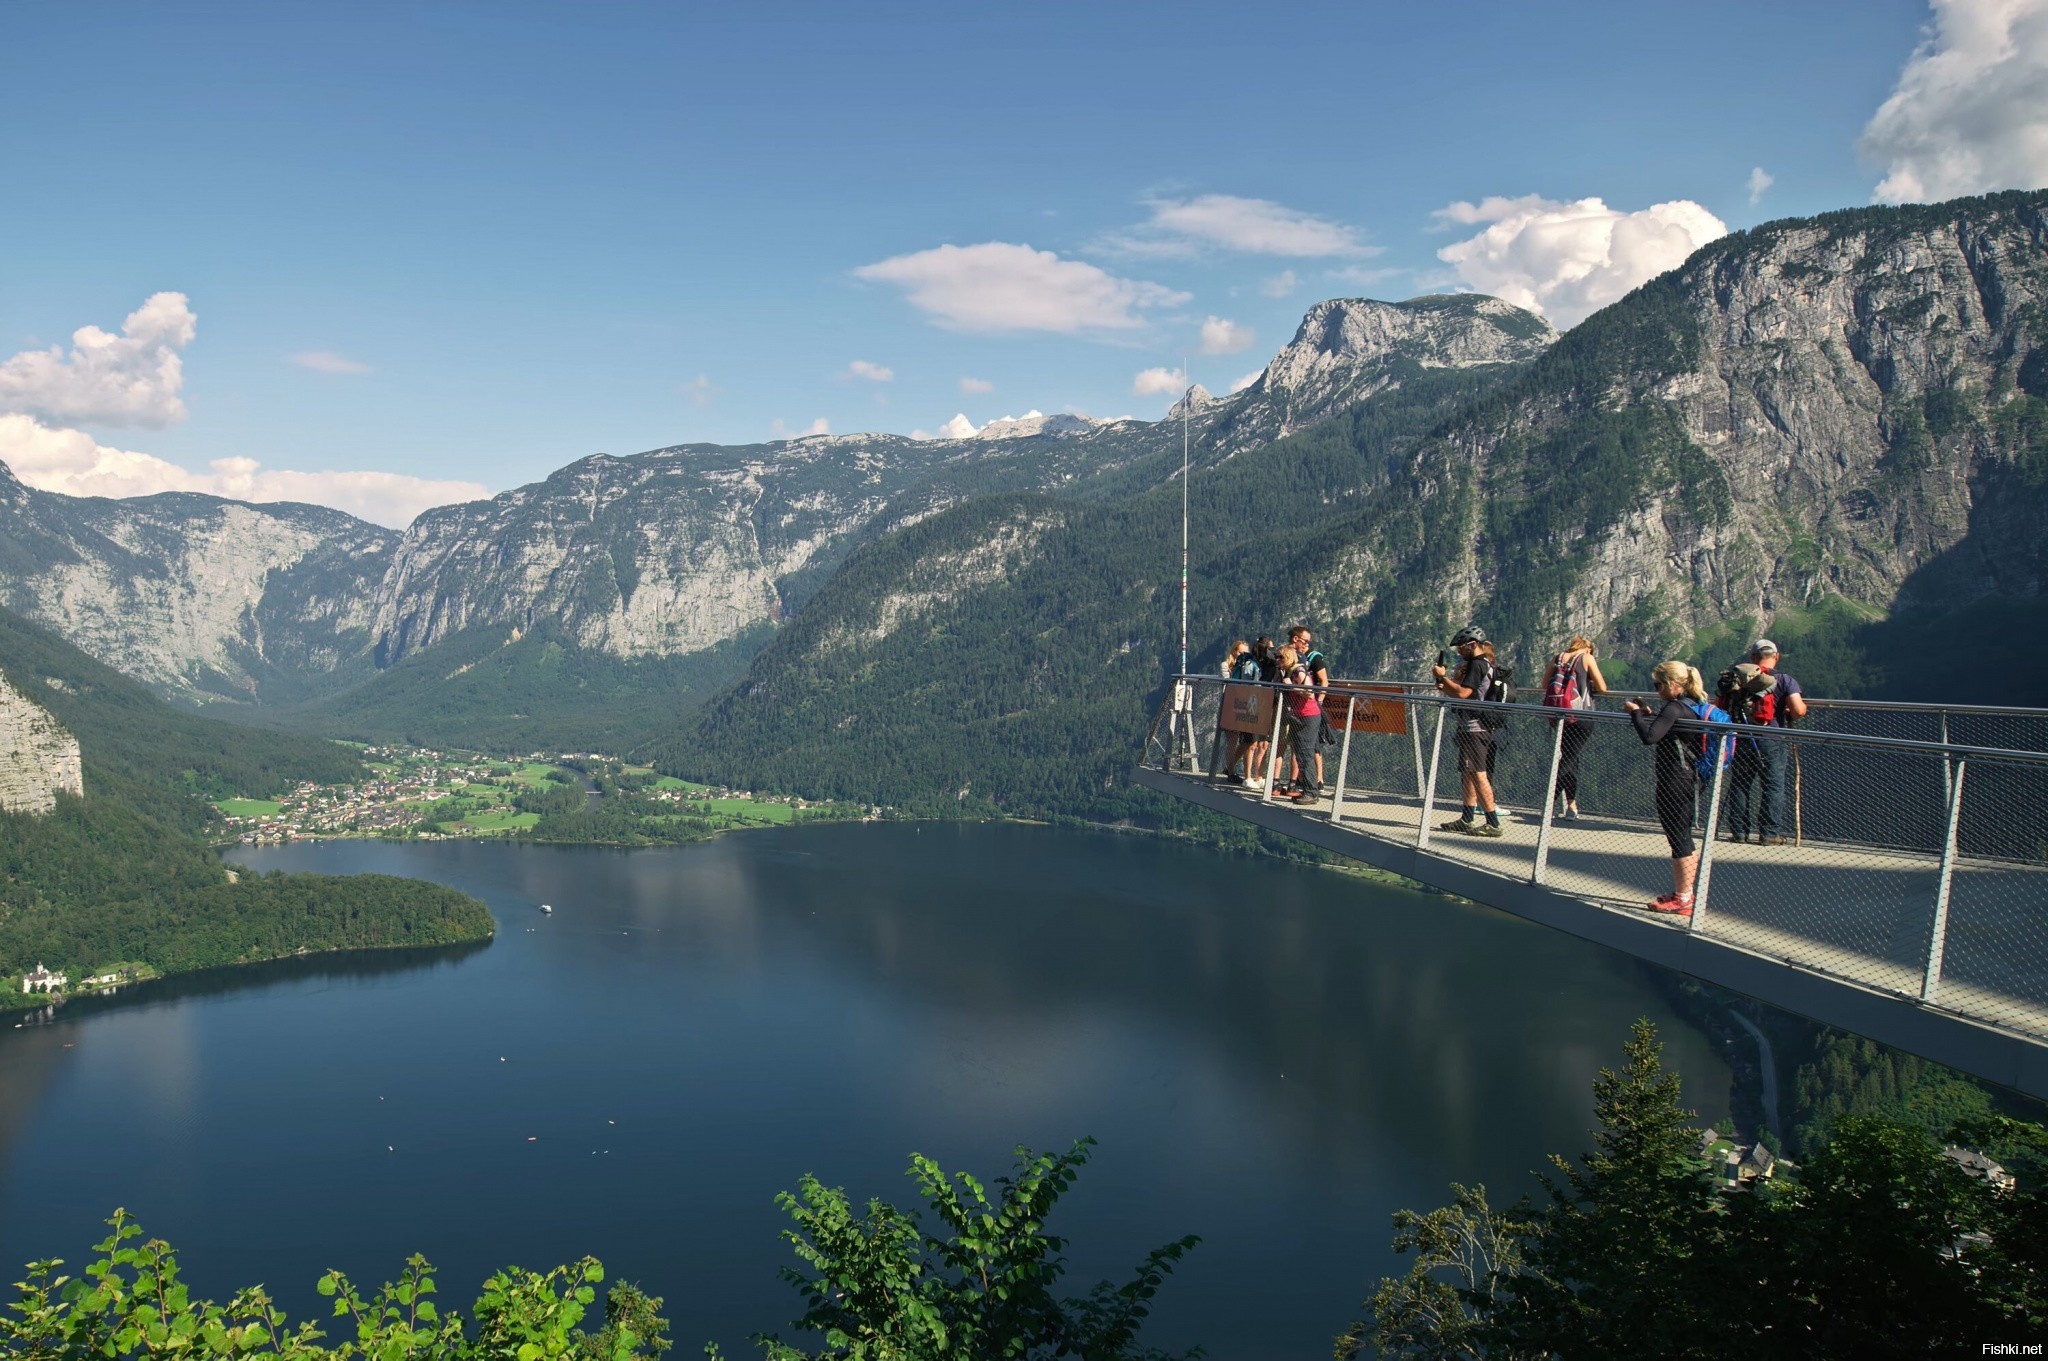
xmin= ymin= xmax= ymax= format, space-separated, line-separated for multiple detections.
xmin=1260 ymin=687 xmax=1286 ymax=804
xmin=1329 ymin=696 xmax=1357 ymax=826
xmin=1204 ymin=678 xmax=1230 ymax=780
xmin=1921 ymin=758 xmax=1968 ymax=1004
xmin=1409 ymin=700 xmax=1426 ymax=800
xmin=1417 ymin=705 xmax=1448 ymax=849
xmin=1940 ymin=710 xmax=1953 ymax=814
xmin=1690 ymin=730 xmax=1733 ymax=933
xmin=1531 ymin=716 xmax=1566 ymax=885
xmin=1142 ymin=698 xmax=1171 ymax=770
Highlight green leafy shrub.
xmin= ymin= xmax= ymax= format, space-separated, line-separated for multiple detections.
xmin=0 ymin=1211 xmax=670 ymax=1360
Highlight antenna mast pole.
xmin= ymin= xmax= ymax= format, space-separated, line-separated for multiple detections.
xmin=1180 ymin=356 xmax=1189 ymax=683
xmin=1170 ymin=358 xmax=1194 ymax=770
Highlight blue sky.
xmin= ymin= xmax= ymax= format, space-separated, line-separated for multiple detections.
xmin=2 ymin=0 xmax=2038 ymax=524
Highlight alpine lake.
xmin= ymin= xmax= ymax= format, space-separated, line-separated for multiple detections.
xmin=0 ymin=823 xmax=1732 ymax=1358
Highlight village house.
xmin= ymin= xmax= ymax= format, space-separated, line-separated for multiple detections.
xmin=1699 ymin=1127 xmax=1780 ymax=1189
xmin=1944 ymin=1145 xmax=2017 ymax=1193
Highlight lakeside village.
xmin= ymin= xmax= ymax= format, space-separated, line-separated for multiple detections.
xmin=216 ymin=745 xmax=880 ymax=846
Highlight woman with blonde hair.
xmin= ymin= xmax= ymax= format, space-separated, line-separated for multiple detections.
xmin=1223 ymin=639 xmax=1261 ymax=783
xmin=1624 ymin=661 xmax=1720 ymax=916
xmin=1272 ymin=645 xmax=1324 ymax=800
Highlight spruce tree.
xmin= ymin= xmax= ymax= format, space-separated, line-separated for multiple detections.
xmin=1489 ymin=1019 xmax=1721 ymax=1360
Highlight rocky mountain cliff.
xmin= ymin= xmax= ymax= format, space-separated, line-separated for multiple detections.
xmin=1290 ymin=189 xmax=2048 ymax=674
xmin=0 ymin=672 xmax=81 ymax=814
xmin=0 ymin=465 xmax=391 ymax=703
xmin=1202 ymin=294 xmax=1558 ymax=453
xmin=370 ymin=434 xmax=1035 ymax=668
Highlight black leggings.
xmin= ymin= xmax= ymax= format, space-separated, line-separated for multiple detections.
xmin=1654 ymin=770 xmax=1697 ymax=859
xmin=1554 ymin=723 xmax=1593 ymax=803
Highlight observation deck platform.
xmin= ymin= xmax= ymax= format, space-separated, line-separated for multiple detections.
xmin=1138 ymin=676 xmax=2048 ymax=1101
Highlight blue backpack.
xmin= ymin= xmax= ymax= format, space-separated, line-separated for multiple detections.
xmin=1685 ymin=699 xmax=1734 ymax=780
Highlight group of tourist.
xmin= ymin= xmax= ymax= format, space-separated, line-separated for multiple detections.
xmin=1221 ymin=626 xmax=1330 ymax=801
xmin=1220 ymin=623 xmax=1809 ymax=920
xmin=1431 ymin=626 xmax=1807 ymax=917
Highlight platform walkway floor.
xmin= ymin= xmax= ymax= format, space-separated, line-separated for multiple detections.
xmin=1200 ymin=775 xmax=2048 ymax=1044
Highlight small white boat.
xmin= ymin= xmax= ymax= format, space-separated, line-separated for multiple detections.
xmin=539 ymin=903 xmax=553 ymax=914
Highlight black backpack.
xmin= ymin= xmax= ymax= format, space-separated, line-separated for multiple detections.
xmin=1468 ymin=660 xmax=1514 ymax=729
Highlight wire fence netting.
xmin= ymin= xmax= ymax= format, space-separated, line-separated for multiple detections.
xmin=1142 ymin=676 xmax=2048 ymax=1042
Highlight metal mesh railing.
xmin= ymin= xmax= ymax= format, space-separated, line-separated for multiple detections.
xmin=1140 ymin=675 xmax=2048 ymax=1044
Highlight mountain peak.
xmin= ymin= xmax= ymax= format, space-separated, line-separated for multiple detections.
xmin=1256 ymin=295 xmax=1557 ymax=393
xmin=1202 ymin=293 xmax=1557 ymax=452
xmin=974 ymin=410 xmax=1103 ymax=440
xmin=1167 ymin=384 xmax=1215 ymax=420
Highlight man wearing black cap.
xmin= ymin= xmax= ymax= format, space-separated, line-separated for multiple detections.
xmin=1723 ymin=638 xmax=1807 ymax=844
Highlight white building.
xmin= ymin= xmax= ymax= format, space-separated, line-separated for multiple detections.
xmin=21 ymin=962 xmax=65 ymax=994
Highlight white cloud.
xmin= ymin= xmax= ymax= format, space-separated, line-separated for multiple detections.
xmin=846 ymin=359 xmax=894 ymax=382
xmin=1199 ymin=316 xmax=1255 ymax=355
xmin=0 ymin=413 xmax=484 ymax=528
xmin=1120 ymin=195 xmax=1376 ymax=258
xmin=770 ymin=417 xmax=831 ymax=439
xmin=938 ymin=413 xmax=979 ymax=439
xmin=1864 ymin=0 xmax=2048 ymax=202
xmin=958 ymin=376 xmax=994 ymax=394
xmin=291 ymin=350 xmax=371 ymax=375
xmin=0 ymin=292 xmax=197 ymax=429
xmin=1230 ymin=370 xmax=1262 ymax=394
xmin=682 ymin=373 xmax=717 ymax=408
xmin=1260 ymin=269 xmax=1299 ymax=298
xmin=1433 ymin=195 xmax=1728 ymax=328
xmin=1132 ymin=367 xmax=1185 ymax=397
xmin=853 ymin=242 xmax=1189 ymax=334
xmin=1747 ymin=166 xmax=1775 ymax=205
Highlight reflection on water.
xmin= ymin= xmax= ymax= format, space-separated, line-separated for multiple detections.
xmin=0 ymin=825 xmax=1730 ymax=1360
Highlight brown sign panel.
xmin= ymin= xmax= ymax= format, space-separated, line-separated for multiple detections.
xmin=1219 ymin=683 xmax=1277 ymax=734
xmin=1325 ymin=683 xmax=1409 ymax=735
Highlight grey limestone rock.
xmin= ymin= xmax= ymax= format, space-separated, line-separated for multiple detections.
xmin=0 ymin=671 xmax=80 ymax=814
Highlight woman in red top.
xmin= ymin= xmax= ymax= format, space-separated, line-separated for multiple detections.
xmin=1276 ymin=645 xmax=1324 ymax=802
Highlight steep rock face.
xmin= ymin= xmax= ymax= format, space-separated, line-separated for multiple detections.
xmin=0 ymin=672 xmax=81 ymax=813
xmin=1284 ymin=190 xmax=2048 ymax=671
xmin=370 ymin=435 xmax=1060 ymax=666
xmin=823 ymin=506 xmax=1060 ymax=652
xmin=1205 ymin=295 xmax=1558 ymax=453
xmin=0 ymin=467 xmax=392 ymax=701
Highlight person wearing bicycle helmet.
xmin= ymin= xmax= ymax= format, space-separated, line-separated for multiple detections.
xmin=1432 ymin=624 xmax=1503 ymax=837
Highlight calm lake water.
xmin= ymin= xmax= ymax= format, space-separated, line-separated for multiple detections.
xmin=0 ymin=824 xmax=1730 ymax=1358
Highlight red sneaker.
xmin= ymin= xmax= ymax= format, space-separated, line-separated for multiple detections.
xmin=1649 ymin=894 xmax=1694 ymax=917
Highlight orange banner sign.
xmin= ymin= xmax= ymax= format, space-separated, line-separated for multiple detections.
xmin=1324 ymin=683 xmax=1409 ymax=735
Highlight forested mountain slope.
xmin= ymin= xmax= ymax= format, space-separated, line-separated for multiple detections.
xmin=0 ymin=608 xmax=488 ymax=998
xmin=658 ymin=190 xmax=2048 ymax=817
xmin=653 ymin=362 xmax=1523 ymax=816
